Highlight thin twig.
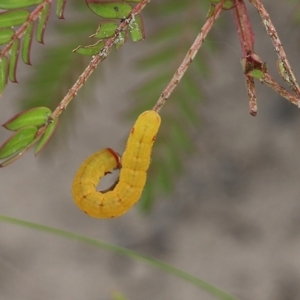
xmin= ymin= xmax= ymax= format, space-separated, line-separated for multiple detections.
xmin=233 ymin=0 xmax=254 ymax=56
xmin=233 ymin=0 xmax=258 ymax=115
xmin=248 ymin=0 xmax=300 ymax=103
xmin=37 ymin=0 xmax=150 ymax=137
xmin=245 ymin=76 xmax=257 ymax=116
xmin=152 ymin=1 xmax=224 ymax=112
xmin=261 ymin=73 xmax=300 ymax=106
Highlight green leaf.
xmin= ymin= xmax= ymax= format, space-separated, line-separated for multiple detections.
xmin=35 ymin=118 xmax=59 ymax=155
xmin=276 ymin=59 xmax=290 ymax=82
xmin=207 ymin=4 xmax=216 ymax=18
xmin=36 ymin=3 xmax=50 ymax=44
xmin=21 ymin=21 xmax=34 ymax=65
xmin=56 ymin=0 xmax=67 ymax=19
xmin=0 ymin=9 xmax=30 ymax=28
xmin=248 ymin=69 xmax=264 ymax=79
xmin=0 ymin=0 xmax=43 ymax=9
xmin=0 ymin=56 xmax=8 ymax=96
xmin=0 ymin=126 xmax=38 ymax=159
xmin=0 ymin=28 xmax=15 ymax=45
xmin=16 ymin=2 xmax=98 ymax=111
xmin=86 ymin=1 xmax=132 ymax=19
xmin=3 ymin=107 xmax=52 ymax=131
xmin=8 ymin=39 xmax=20 ymax=83
xmin=0 ymin=142 xmax=35 ymax=167
xmin=90 ymin=21 xmax=118 ymax=39
xmin=73 ymin=40 xmax=105 ymax=56
xmin=129 ymin=14 xmax=144 ymax=42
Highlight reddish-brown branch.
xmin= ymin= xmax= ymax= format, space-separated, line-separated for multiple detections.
xmin=233 ymin=0 xmax=254 ymax=56
xmin=261 ymin=73 xmax=300 ymax=106
xmin=36 ymin=0 xmax=150 ymax=137
xmin=153 ymin=1 xmax=225 ymax=112
xmin=233 ymin=0 xmax=259 ymax=115
xmin=248 ymin=0 xmax=300 ymax=103
xmin=245 ymin=76 xmax=257 ymax=116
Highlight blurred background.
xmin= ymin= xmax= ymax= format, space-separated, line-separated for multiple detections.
xmin=1 ymin=1 xmax=300 ymax=299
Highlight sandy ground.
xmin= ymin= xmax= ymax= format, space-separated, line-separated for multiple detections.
xmin=1 ymin=1 xmax=300 ymax=300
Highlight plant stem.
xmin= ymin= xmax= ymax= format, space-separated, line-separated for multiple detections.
xmin=233 ymin=0 xmax=258 ymax=115
xmin=233 ymin=0 xmax=254 ymax=56
xmin=248 ymin=0 xmax=300 ymax=103
xmin=245 ymin=76 xmax=257 ymax=116
xmin=261 ymin=73 xmax=300 ymax=106
xmin=37 ymin=0 xmax=150 ymax=137
xmin=153 ymin=1 xmax=224 ymax=112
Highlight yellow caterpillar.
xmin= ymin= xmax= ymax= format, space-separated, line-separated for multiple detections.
xmin=72 ymin=110 xmax=161 ymax=218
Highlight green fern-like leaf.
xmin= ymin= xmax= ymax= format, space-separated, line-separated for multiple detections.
xmin=17 ymin=6 xmax=99 ymax=110
xmin=0 ymin=1 xmax=67 ymax=95
xmin=73 ymin=0 xmax=145 ymax=56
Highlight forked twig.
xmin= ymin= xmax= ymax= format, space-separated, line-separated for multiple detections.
xmin=233 ymin=0 xmax=257 ymax=115
xmin=248 ymin=0 xmax=300 ymax=103
xmin=262 ymin=72 xmax=300 ymax=106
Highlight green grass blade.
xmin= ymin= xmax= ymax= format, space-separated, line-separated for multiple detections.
xmin=0 ymin=214 xmax=239 ymax=300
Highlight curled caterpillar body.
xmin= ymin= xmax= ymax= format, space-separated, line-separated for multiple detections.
xmin=72 ymin=110 xmax=161 ymax=218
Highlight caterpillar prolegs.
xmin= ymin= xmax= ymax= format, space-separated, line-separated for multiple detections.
xmin=72 ymin=110 xmax=161 ymax=218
